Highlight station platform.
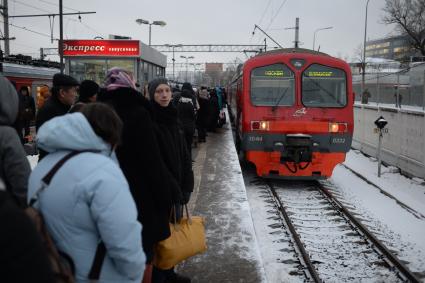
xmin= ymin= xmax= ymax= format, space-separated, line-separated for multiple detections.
xmin=178 ymin=122 xmax=266 ymax=282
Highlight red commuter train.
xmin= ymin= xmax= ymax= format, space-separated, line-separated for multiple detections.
xmin=3 ymin=62 xmax=58 ymax=110
xmin=228 ymin=48 xmax=354 ymax=179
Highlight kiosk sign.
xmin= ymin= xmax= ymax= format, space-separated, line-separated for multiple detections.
xmin=62 ymin=40 xmax=140 ymax=57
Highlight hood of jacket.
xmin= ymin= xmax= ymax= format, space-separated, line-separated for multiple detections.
xmin=0 ymin=75 xmax=19 ymax=125
xmin=36 ymin=112 xmax=111 ymax=154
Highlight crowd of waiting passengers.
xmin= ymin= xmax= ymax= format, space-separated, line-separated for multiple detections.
xmin=0 ymin=68 xmax=227 ymax=283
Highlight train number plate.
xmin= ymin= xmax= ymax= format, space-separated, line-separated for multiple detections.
xmin=249 ymin=136 xmax=263 ymax=142
xmin=332 ymin=137 xmax=346 ymax=144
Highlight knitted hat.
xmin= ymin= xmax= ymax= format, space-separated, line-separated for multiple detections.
xmin=79 ymin=80 xmax=99 ymax=102
xmin=148 ymin=77 xmax=169 ymax=100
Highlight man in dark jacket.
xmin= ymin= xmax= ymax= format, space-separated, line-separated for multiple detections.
xmin=173 ymin=82 xmax=198 ymax=152
xmin=98 ymin=68 xmax=181 ymax=280
xmin=19 ymin=86 xmax=36 ymax=139
xmin=36 ymin=73 xmax=79 ymax=159
xmin=0 ymin=75 xmax=31 ymax=207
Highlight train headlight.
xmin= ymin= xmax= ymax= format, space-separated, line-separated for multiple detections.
xmin=329 ymin=122 xmax=348 ymax=133
xmin=251 ymin=121 xmax=269 ymax=131
xmin=260 ymin=121 xmax=269 ymax=131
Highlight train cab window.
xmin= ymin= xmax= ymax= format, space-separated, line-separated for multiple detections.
xmin=302 ymin=64 xmax=347 ymax=107
xmin=250 ymin=64 xmax=295 ymax=106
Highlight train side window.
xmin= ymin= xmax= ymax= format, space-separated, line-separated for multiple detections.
xmin=302 ymin=64 xmax=347 ymax=108
xmin=250 ymin=64 xmax=295 ymax=106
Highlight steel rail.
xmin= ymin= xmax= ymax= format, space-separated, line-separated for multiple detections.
xmin=317 ymin=182 xmax=421 ymax=283
xmin=266 ymin=181 xmax=322 ymax=283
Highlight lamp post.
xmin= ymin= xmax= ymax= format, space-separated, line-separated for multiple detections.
xmin=180 ymin=55 xmax=194 ymax=82
xmin=135 ymin=18 xmax=166 ymax=46
xmin=362 ymin=0 xmax=371 ymax=95
xmin=191 ymin=63 xmax=202 ymax=84
xmin=165 ymin=44 xmax=182 ymax=81
xmin=313 ymin=26 xmax=333 ymax=51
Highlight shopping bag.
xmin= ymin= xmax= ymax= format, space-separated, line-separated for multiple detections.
xmin=153 ymin=205 xmax=207 ymax=270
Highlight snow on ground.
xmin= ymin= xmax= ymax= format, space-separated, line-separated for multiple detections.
xmin=343 ymin=150 xmax=425 ymax=216
xmin=27 ymin=155 xmax=38 ymax=170
xmin=329 ymin=150 xmax=425 ymax=275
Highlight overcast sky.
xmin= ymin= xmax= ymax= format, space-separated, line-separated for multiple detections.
xmin=5 ymin=0 xmax=397 ymax=67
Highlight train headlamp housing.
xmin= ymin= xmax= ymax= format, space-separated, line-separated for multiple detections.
xmin=329 ymin=122 xmax=348 ymax=133
xmin=251 ymin=121 xmax=269 ymax=131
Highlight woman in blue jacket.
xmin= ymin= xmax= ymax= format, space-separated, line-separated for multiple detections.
xmin=28 ymin=103 xmax=145 ymax=283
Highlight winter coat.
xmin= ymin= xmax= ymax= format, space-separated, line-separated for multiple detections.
xmin=35 ymin=94 xmax=70 ymax=130
xmin=0 ymin=75 xmax=31 ymax=206
xmin=19 ymin=93 xmax=36 ymax=121
xmin=28 ymin=113 xmax=145 ymax=283
xmin=174 ymin=89 xmax=197 ymax=136
xmin=0 ymin=186 xmax=55 ymax=283
xmin=197 ymin=93 xmax=210 ymax=128
xmin=208 ymin=91 xmax=220 ymax=130
xmin=97 ymin=88 xmax=175 ymax=257
xmin=36 ymin=94 xmax=72 ymax=160
xmin=151 ymin=102 xmax=194 ymax=204
xmin=216 ymin=87 xmax=224 ymax=110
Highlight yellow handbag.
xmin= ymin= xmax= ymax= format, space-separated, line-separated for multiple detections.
xmin=154 ymin=205 xmax=207 ymax=270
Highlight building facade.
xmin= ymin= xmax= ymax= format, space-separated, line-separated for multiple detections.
xmin=365 ymin=35 xmax=421 ymax=62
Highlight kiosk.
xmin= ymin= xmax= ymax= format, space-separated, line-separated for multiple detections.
xmin=63 ymin=39 xmax=167 ymax=88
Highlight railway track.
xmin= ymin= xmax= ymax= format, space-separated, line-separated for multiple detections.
xmin=260 ymin=179 xmax=421 ymax=283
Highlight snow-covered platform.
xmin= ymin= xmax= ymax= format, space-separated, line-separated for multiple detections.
xmin=178 ymin=122 xmax=266 ymax=282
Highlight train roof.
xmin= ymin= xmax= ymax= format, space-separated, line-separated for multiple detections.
xmin=254 ymin=48 xmax=330 ymax=58
xmin=2 ymin=63 xmax=59 ymax=79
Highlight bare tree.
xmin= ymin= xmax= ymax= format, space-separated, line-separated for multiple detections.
xmin=382 ymin=0 xmax=425 ymax=56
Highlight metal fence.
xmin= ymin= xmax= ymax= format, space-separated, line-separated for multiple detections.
xmin=352 ymin=62 xmax=425 ymax=110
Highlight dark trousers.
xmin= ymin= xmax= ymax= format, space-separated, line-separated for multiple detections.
xmin=197 ymin=126 xmax=206 ymax=141
xmin=23 ymin=118 xmax=31 ymax=137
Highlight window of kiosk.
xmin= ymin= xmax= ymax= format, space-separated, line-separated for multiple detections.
xmin=106 ymin=59 xmax=136 ymax=77
xmin=250 ymin=63 xmax=295 ymax=106
xmin=69 ymin=59 xmax=107 ymax=84
xmin=69 ymin=59 xmax=136 ymax=85
xmin=302 ymin=64 xmax=347 ymax=108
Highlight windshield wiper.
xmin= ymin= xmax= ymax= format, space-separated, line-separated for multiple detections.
xmin=272 ymin=87 xmax=289 ymax=111
xmin=303 ymin=75 xmax=338 ymax=101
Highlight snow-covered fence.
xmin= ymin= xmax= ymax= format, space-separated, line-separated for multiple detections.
xmin=352 ymin=104 xmax=425 ymax=179
xmin=352 ymin=63 xmax=425 ymax=109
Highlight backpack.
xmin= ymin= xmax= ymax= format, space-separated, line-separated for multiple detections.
xmin=26 ymin=151 xmax=106 ymax=283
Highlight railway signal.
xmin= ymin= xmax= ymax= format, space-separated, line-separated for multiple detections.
xmin=374 ymin=116 xmax=388 ymax=177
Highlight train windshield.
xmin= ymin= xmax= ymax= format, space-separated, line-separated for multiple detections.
xmin=250 ymin=64 xmax=295 ymax=106
xmin=302 ymin=64 xmax=347 ymax=107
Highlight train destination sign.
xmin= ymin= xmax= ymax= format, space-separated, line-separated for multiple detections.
xmin=307 ymin=71 xmax=334 ymax=77
xmin=264 ymin=70 xmax=285 ymax=77
xmin=62 ymin=40 xmax=140 ymax=57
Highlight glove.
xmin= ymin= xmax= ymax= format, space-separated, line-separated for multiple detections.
xmin=181 ymin=192 xmax=192 ymax=205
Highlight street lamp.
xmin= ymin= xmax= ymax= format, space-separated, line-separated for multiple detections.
xmin=180 ymin=55 xmax=194 ymax=82
xmin=362 ymin=0 xmax=371 ymax=96
xmin=135 ymin=18 xmax=166 ymax=46
xmin=191 ymin=63 xmax=202 ymax=84
xmin=313 ymin=26 xmax=333 ymax=51
xmin=165 ymin=44 xmax=183 ymax=81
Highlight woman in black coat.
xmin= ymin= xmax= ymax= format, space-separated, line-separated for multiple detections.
xmin=148 ymin=77 xmax=194 ymax=283
xmin=98 ymin=69 xmax=181 ymax=277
